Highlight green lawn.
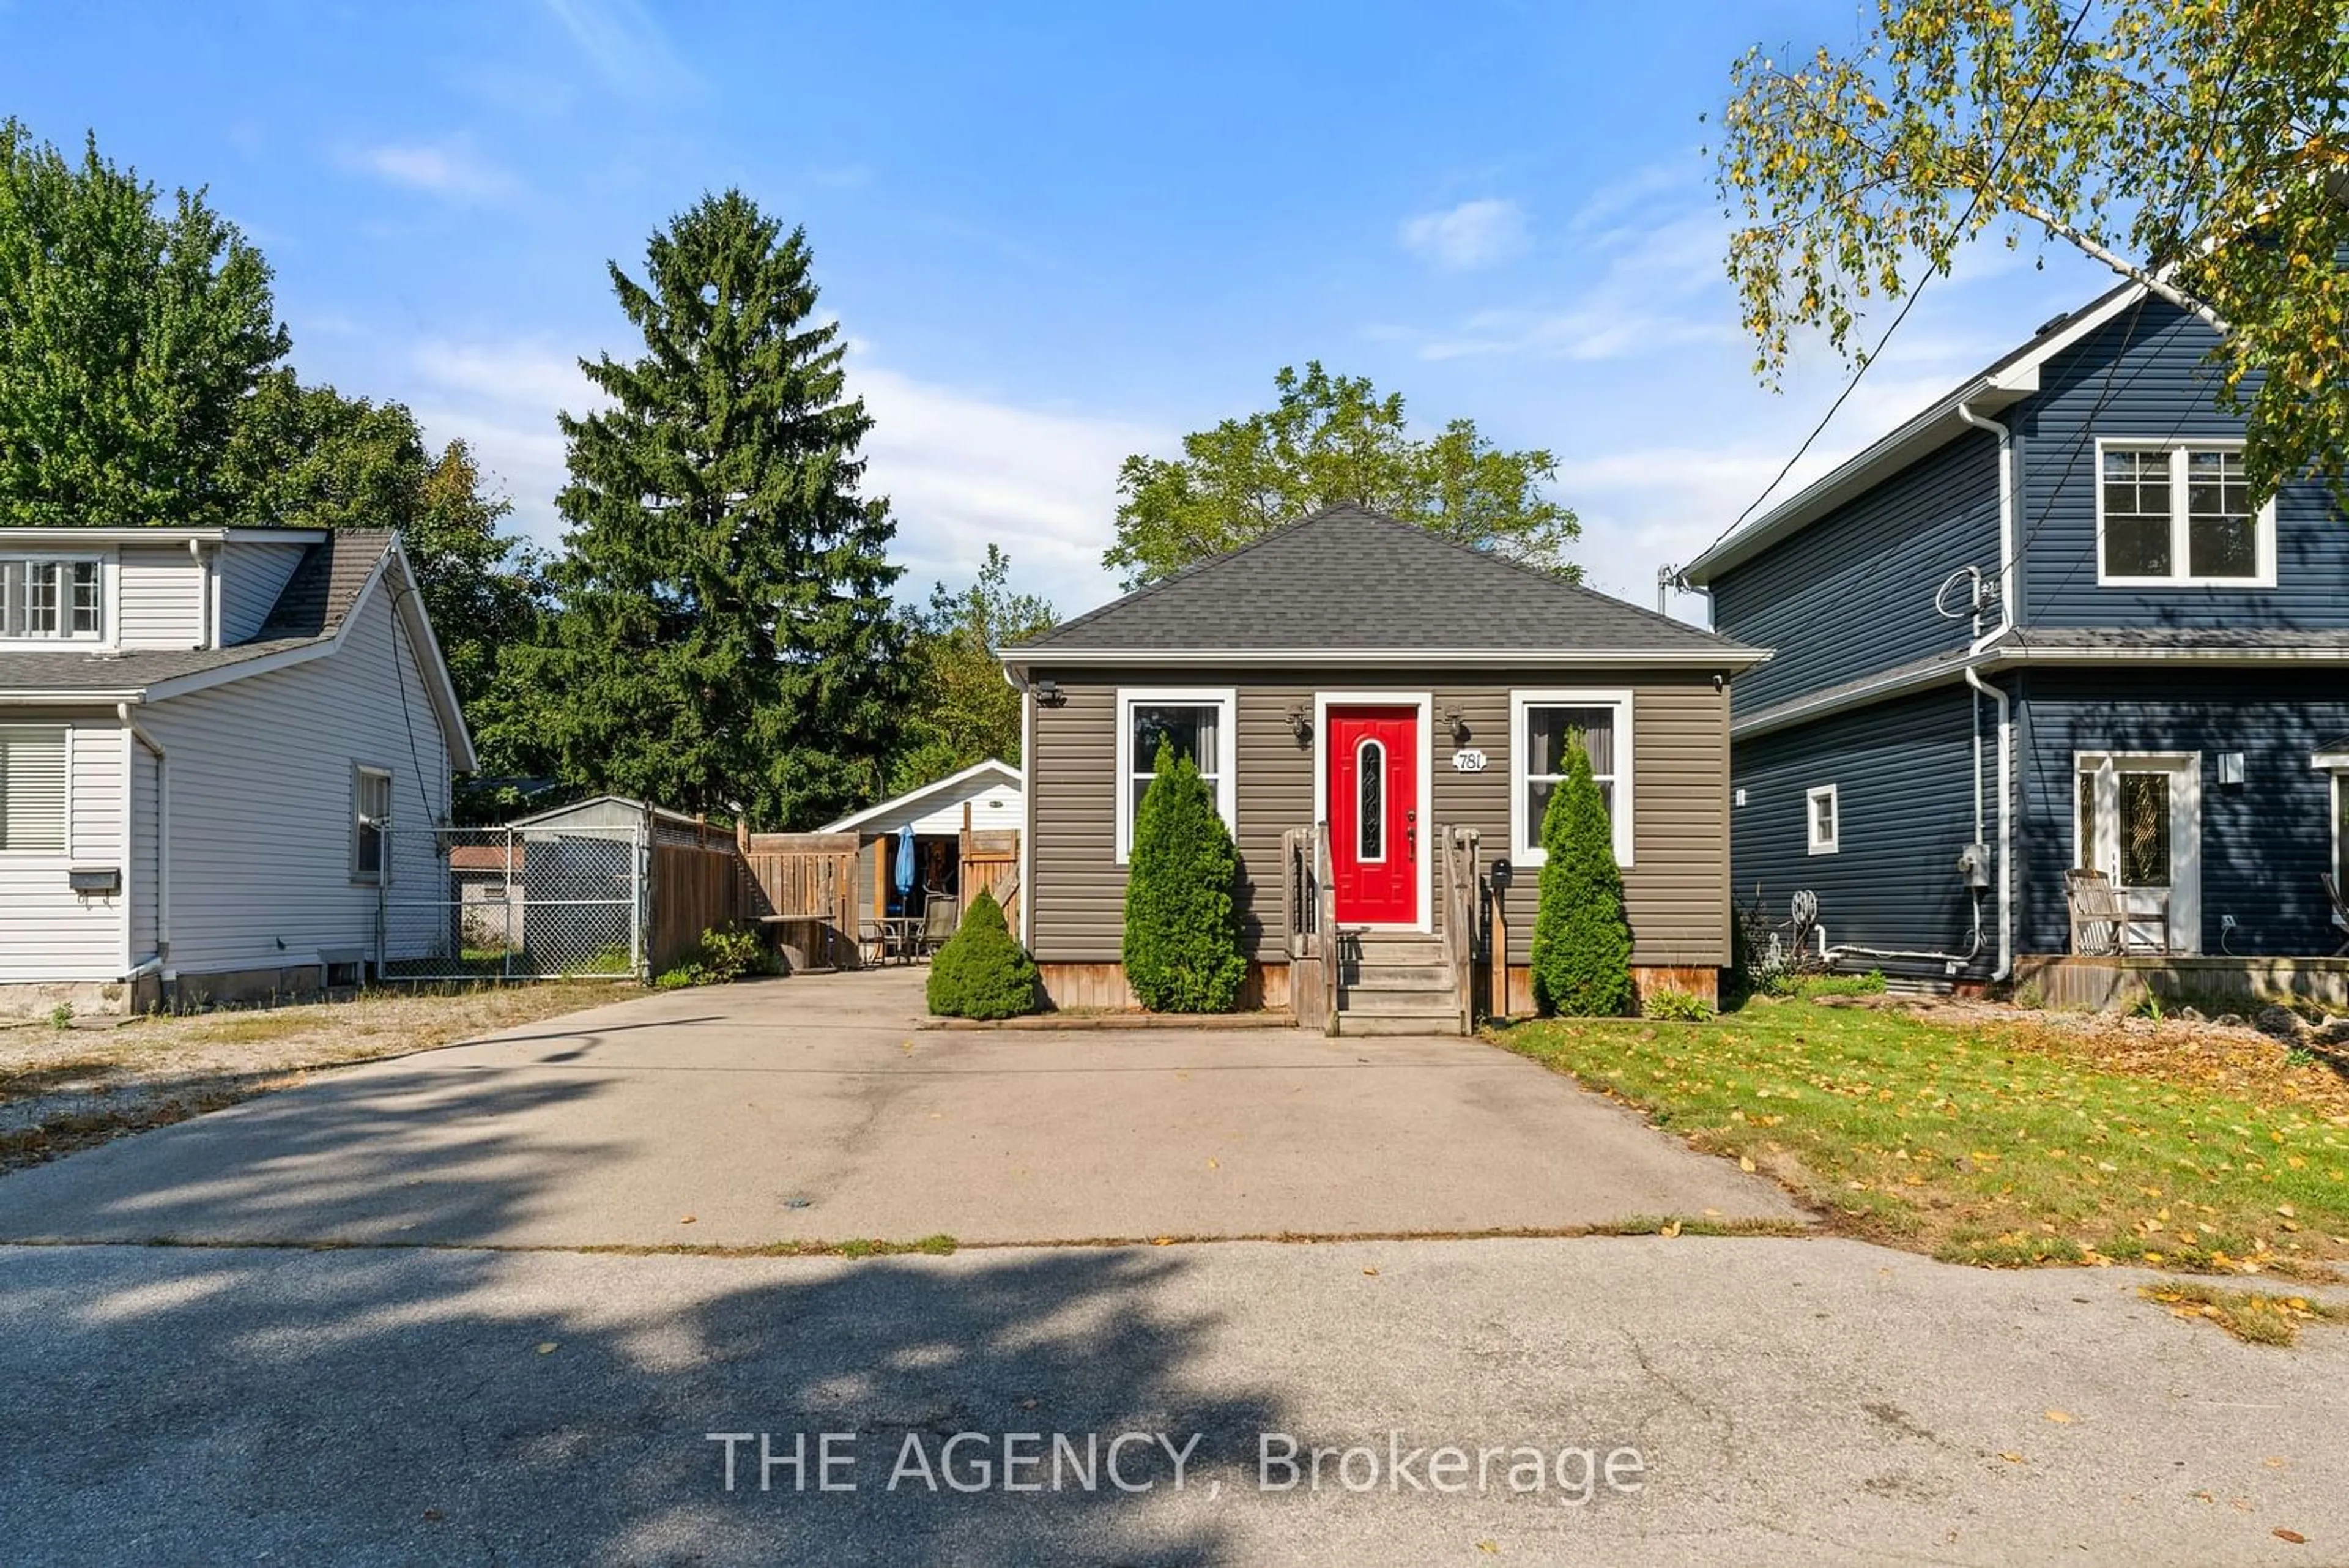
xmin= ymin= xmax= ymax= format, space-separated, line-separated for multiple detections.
xmin=1494 ymin=1000 xmax=2349 ymax=1276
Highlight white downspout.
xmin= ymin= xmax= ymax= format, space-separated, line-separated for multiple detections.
xmin=185 ymin=538 xmax=210 ymax=649
xmin=1957 ymin=401 xmax=2016 ymax=981
xmin=118 ymin=702 xmax=169 ymax=975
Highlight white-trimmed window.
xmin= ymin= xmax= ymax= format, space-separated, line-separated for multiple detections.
xmin=1114 ymin=688 xmax=1236 ymax=863
xmin=2096 ymin=439 xmax=2275 ymax=586
xmin=1510 ymin=690 xmax=1633 ymax=866
xmin=352 ymin=765 xmax=393 ymax=883
xmin=1806 ymin=784 xmax=1839 ymax=855
xmin=2317 ymin=743 xmax=2349 ymax=908
xmin=0 ymin=724 xmax=69 ymax=853
xmin=0 ymin=555 xmax=103 ymax=641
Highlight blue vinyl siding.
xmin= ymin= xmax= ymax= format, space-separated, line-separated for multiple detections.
xmin=1710 ymin=429 xmax=1999 ymax=715
xmin=1731 ymin=686 xmax=1989 ymax=968
xmin=2016 ymin=296 xmax=2349 ymax=626
xmin=2013 ymin=670 xmax=2349 ymax=956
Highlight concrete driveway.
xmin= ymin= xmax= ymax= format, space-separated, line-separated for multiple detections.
xmin=0 ymin=968 xmax=1799 ymax=1248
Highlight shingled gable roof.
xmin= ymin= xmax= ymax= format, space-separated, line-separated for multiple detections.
xmin=1001 ymin=504 xmax=1764 ymax=669
xmin=0 ymin=530 xmax=476 ymax=770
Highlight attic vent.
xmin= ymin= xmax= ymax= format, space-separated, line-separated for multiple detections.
xmin=2034 ymin=311 xmax=2072 ymax=335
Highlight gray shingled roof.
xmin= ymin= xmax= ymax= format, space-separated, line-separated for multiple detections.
xmin=1007 ymin=505 xmax=1756 ymax=659
xmin=0 ymin=531 xmax=393 ymax=696
xmin=1989 ymin=626 xmax=2349 ymax=653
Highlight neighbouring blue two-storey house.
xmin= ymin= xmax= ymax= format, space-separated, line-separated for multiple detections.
xmin=1682 ymin=280 xmax=2349 ymax=992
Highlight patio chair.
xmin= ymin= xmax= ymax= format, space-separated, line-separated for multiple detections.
xmin=918 ymin=891 xmax=960 ymax=957
xmin=2323 ymin=872 xmax=2349 ymax=957
xmin=2066 ymin=868 xmax=2170 ymax=956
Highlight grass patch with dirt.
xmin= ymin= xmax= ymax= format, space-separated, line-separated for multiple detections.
xmin=1493 ymin=999 xmax=2349 ymax=1276
xmin=0 ymin=983 xmax=631 ymax=1174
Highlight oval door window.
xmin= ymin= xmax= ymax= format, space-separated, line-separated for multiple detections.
xmin=1357 ymin=739 xmax=1384 ymax=861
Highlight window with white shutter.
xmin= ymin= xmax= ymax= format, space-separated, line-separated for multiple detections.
xmin=0 ymin=726 xmax=68 ymax=853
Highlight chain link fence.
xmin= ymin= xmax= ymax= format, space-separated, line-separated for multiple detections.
xmin=379 ymin=823 xmax=647 ymax=983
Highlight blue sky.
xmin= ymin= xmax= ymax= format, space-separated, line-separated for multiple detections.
xmin=2 ymin=0 xmax=2121 ymax=622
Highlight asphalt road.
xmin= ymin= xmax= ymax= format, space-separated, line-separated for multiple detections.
xmin=5 ymin=1234 xmax=2344 ymax=1566
xmin=0 ymin=970 xmax=1798 ymax=1249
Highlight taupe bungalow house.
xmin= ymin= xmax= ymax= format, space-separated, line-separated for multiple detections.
xmin=1000 ymin=505 xmax=1768 ymax=1031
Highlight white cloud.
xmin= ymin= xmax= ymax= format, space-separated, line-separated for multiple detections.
xmin=1399 ymin=199 xmax=1531 ymax=271
xmin=343 ymin=139 xmax=518 ymax=201
xmin=1396 ymin=207 xmax=1731 ymax=362
xmin=852 ymin=365 xmax=1162 ymax=614
xmin=398 ymin=335 xmax=1155 ymax=616
xmin=540 ymin=0 xmax=699 ymax=102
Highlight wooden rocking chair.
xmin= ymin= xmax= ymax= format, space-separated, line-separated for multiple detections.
xmin=2066 ymin=868 xmax=2170 ymax=956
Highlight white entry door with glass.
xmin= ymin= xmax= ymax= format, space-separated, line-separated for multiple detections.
xmin=2073 ymin=752 xmax=2200 ymax=954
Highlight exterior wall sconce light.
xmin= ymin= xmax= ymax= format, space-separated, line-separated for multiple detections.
xmin=1286 ymin=705 xmax=1312 ymax=743
xmin=1034 ymin=678 xmax=1065 ymax=707
xmin=1442 ymin=706 xmax=1470 ymax=744
xmin=2216 ymin=752 xmax=2245 ymax=787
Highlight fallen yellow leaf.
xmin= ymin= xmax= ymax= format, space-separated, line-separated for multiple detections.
xmin=1998 ymin=1451 xmax=2024 ymax=1463
xmin=535 ymin=1342 xmax=558 ymax=1355
xmin=1659 ymin=1221 xmax=1683 ymax=1238
xmin=2044 ymin=1410 xmax=2074 ymax=1424
xmin=1738 ymin=1156 xmax=1756 ymax=1173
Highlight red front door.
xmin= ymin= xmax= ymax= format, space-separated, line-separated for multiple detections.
xmin=1328 ymin=705 xmax=1418 ymax=925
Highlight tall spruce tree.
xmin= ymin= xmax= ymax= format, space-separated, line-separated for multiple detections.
xmin=506 ymin=191 xmax=902 ymax=825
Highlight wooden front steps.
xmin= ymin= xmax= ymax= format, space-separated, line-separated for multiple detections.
xmin=1335 ymin=931 xmax=1464 ymax=1036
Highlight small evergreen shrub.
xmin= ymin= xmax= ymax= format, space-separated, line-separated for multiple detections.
xmin=1641 ymin=987 xmax=1715 ymax=1022
xmin=1529 ymin=738 xmax=1635 ymax=1017
xmin=927 ymin=888 xmax=1040 ymax=1019
xmin=1122 ymin=741 xmax=1248 ymax=1013
xmin=654 ymin=926 xmax=776 ymax=989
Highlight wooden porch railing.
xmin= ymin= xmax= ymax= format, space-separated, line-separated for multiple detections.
xmin=1439 ymin=825 xmax=1481 ymax=1035
xmin=1281 ymin=823 xmax=1341 ymax=1033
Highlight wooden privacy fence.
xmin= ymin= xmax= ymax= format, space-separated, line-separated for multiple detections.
xmin=960 ymin=810 xmax=1020 ymax=927
xmin=648 ymin=838 xmax=742 ymax=972
xmin=743 ymin=831 xmax=859 ymax=969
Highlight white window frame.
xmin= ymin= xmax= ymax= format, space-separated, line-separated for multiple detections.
xmin=2093 ymin=438 xmax=2277 ymax=589
xmin=352 ymin=764 xmax=394 ymax=885
xmin=0 ymin=723 xmax=72 ymax=857
xmin=0 ymin=553 xmax=108 ymax=647
xmin=2072 ymin=750 xmax=2202 ymax=954
xmin=1508 ymin=689 xmax=1634 ymax=868
xmin=1806 ymin=783 xmax=1839 ymax=856
xmin=2312 ymin=746 xmax=2349 ymax=920
xmin=1113 ymin=688 xmax=1236 ymax=864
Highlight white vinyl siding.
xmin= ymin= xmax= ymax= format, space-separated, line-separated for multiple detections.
xmin=117 ymin=544 xmax=208 ymax=650
xmin=217 ymin=541 xmax=307 ymax=644
xmin=0 ymin=723 xmax=128 ymax=982
xmin=133 ymin=573 xmax=453 ymax=974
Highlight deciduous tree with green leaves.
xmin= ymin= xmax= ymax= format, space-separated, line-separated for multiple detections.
xmin=1529 ymin=739 xmax=1635 ymax=1017
xmin=0 ymin=119 xmax=288 ymax=529
xmin=1104 ymin=362 xmax=1580 ymax=587
xmin=1713 ymin=0 xmax=2349 ymax=503
xmin=889 ymin=543 xmax=1056 ymax=795
xmin=502 ymin=191 xmax=903 ymax=827
xmin=221 ymin=373 xmax=547 ymax=715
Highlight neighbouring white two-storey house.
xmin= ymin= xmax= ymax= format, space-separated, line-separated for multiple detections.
xmin=0 ymin=526 xmax=473 ymax=1014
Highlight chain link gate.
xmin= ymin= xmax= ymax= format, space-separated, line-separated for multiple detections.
xmin=380 ymin=823 xmax=648 ymax=983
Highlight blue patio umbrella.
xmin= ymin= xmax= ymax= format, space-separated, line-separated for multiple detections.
xmin=894 ymin=824 xmax=916 ymax=908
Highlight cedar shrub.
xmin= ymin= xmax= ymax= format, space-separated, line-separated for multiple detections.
xmin=925 ymin=888 xmax=1039 ymax=1019
xmin=1529 ymin=737 xmax=1635 ymax=1016
xmin=1122 ymin=741 xmax=1249 ymax=1012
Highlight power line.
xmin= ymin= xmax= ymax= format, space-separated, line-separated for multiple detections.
xmin=1683 ymin=0 xmax=2101 ymax=575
